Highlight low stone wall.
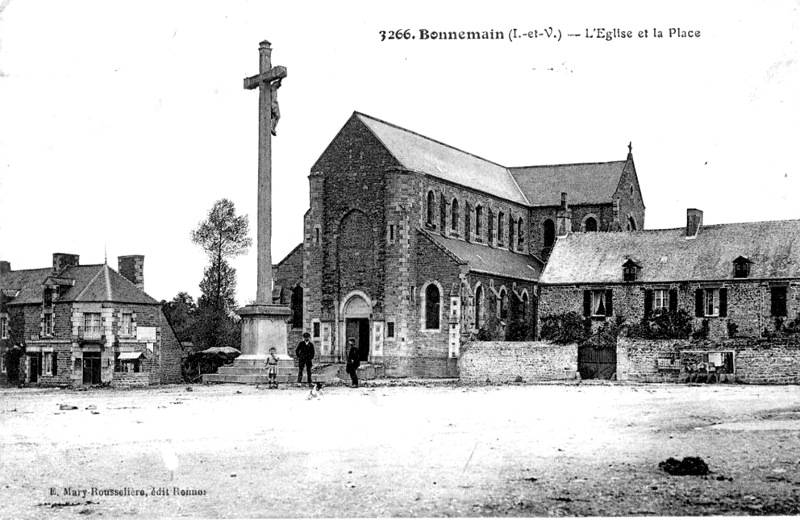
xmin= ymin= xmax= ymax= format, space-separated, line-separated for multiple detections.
xmin=617 ymin=336 xmax=800 ymax=384
xmin=459 ymin=341 xmax=578 ymax=384
xmin=111 ymin=372 xmax=152 ymax=388
xmin=383 ymin=355 xmax=459 ymax=378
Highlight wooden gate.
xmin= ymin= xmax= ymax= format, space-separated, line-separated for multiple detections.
xmin=578 ymin=346 xmax=616 ymax=380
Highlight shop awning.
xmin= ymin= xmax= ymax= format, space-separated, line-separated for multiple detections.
xmin=117 ymin=352 xmax=145 ymax=360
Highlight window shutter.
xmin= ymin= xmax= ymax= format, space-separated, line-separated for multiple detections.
xmin=583 ymin=290 xmax=591 ymax=317
xmin=644 ymin=290 xmax=653 ymax=317
xmin=719 ymin=288 xmax=728 ymax=317
xmin=605 ymin=289 xmax=614 ymax=317
xmin=695 ymin=289 xmax=704 ymax=317
xmin=52 ymin=352 xmax=57 ymax=376
xmin=669 ymin=289 xmax=678 ymax=312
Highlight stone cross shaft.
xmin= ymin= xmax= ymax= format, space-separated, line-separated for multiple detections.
xmin=243 ymin=40 xmax=287 ymax=304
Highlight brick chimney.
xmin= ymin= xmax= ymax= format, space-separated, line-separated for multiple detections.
xmin=556 ymin=192 xmax=572 ymax=237
xmin=686 ymin=208 xmax=703 ymax=237
xmin=52 ymin=253 xmax=80 ymax=274
xmin=118 ymin=255 xmax=145 ymax=291
xmin=0 ymin=261 xmax=10 ymax=274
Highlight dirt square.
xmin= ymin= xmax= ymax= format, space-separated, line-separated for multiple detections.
xmin=2 ymin=381 xmax=800 ymax=517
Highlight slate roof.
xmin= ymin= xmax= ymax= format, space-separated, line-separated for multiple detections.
xmin=509 ymin=160 xmax=628 ymax=206
xmin=0 ymin=268 xmax=51 ymax=306
xmin=421 ymin=229 xmax=543 ymax=282
xmin=356 ymin=113 xmax=530 ymax=205
xmin=354 ymin=112 xmax=633 ymax=209
xmin=1 ymin=264 xmax=158 ymax=306
xmin=540 ymin=219 xmax=800 ymax=285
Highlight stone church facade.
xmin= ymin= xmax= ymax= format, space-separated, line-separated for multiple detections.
xmin=274 ymin=112 xmax=645 ymax=377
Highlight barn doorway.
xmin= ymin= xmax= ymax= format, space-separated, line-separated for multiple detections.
xmin=578 ymin=345 xmax=616 ymax=380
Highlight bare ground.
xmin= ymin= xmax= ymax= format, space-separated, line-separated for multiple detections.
xmin=1 ymin=381 xmax=800 ymax=518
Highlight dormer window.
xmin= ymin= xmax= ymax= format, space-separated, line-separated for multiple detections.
xmin=43 ymin=288 xmax=53 ymax=306
xmin=622 ymin=259 xmax=641 ymax=282
xmin=733 ymin=256 xmax=752 ymax=278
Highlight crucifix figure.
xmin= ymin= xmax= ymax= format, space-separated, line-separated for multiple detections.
xmin=243 ymin=40 xmax=287 ymax=304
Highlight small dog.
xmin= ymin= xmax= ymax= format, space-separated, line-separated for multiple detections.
xmin=307 ymin=382 xmax=325 ymax=400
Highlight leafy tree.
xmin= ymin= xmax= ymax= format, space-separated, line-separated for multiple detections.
xmin=161 ymin=292 xmax=197 ymax=344
xmin=198 ymin=259 xmax=238 ymax=311
xmin=191 ymin=199 xmax=251 ymax=350
xmin=539 ymin=312 xmax=592 ymax=344
xmin=627 ymin=309 xmax=693 ymax=340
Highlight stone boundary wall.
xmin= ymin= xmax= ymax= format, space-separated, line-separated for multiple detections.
xmin=459 ymin=341 xmax=577 ymax=383
xmin=111 ymin=372 xmax=151 ymax=388
xmin=618 ymin=336 xmax=800 ymax=384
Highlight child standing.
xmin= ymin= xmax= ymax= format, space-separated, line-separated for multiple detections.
xmin=265 ymin=347 xmax=279 ymax=389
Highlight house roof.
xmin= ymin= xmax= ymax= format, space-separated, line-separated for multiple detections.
xmin=420 ymin=229 xmax=543 ymax=282
xmin=509 ymin=160 xmax=628 ymax=206
xmin=355 ymin=113 xmax=530 ymax=205
xmin=1 ymin=264 xmax=158 ymax=306
xmin=0 ymin=268 xmax=52 ymax=306
xmin=540 ymin=219 xmax=800 ymax=285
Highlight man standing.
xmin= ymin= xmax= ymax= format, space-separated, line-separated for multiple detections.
xmin=296 ymin=332 xmax=315 ymax=386
xmin=345 ymin=338 xmax=360 ymax=388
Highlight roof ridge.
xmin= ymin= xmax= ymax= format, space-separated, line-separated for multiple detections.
xmin=104 ymin=264 xmax=112 ymax=301
xmin=1 ymin=267 xmax=52 ymax=275
xmin=510 ymin=159 xmax=627 ymax=170
xmin=355 ymin=112 xmax=510 ymax=171
xmin=73 ymin=265 xmax=105 ymax=301
xmin=700 ymin=218 xmax=800 ymax=228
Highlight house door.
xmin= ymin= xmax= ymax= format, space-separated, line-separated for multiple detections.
xmin=345 ymin=318 xmax=370 ymax=362
xmin=578 ymin=345 xmax=616 ymax=380
xmin=6 ymin=349 xmax=21 ymax=384
xmin=29 ymin=353 xmax=41 ymax=383
xmin=82 ymin=353 xmax=101 ymax=385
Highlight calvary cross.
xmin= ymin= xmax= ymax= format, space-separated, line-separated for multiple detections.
xmin=243 ymin=40 xmax=287 ymax=305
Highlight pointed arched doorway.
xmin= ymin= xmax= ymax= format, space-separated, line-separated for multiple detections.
xmin=341 ymin=292 xmax=371 ymax=362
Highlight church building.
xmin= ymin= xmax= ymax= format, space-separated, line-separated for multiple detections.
xmin=274 ymin=112 xmax=645 ymax=377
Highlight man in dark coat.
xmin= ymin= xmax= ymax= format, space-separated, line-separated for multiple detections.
xmin=345 ymin=338 xmax=360 ymax=388
xmin=296 ymin=332 xmax=315 ymax=386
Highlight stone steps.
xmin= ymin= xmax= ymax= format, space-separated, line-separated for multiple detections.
xmin=203 ymin=362 xmax=384 ymax=385
xmin=203 ymin=373 xmax=341 ymax=384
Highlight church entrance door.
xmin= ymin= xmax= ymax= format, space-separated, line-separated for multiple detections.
xmin=342 ymin=294 xmax=371 ymax=363
xmin=345 ymin=318 xmax=370 ymax=362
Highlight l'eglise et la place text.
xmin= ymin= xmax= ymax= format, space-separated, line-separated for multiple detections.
xmin=57 ymin=487 xmax=207 ymax=498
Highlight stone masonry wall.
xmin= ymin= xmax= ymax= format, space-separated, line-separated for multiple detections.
xmin=459 ymin=341 xmax=578 ymax=383
xmin=382 ymin=230 xmax=462 ymax=378
xmin=539 ymin=281 xmax=800 ymax=340
xmin=529 ymin=203 xmax=613 ymax=259
xmin=615 ymin=157 xmax=646 ymax=231
xmin=274 ymin=244 xmax=305 ymax=351
xmin=617 ymin=336 xmax=800 ymax=384
xmin=419 ymin=177 xmax=531 ymax=254
xmin=157 ymin=308 xmax=183 ymax=384
xmin=314 ymin=115 xmax=397 ymax=324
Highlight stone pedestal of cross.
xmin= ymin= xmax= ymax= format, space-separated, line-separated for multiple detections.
xmin=206 ymin=40 xmax=294 ymax=384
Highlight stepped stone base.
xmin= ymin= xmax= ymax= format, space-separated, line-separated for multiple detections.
xmin=203 ymin=362 xmax=385 ymax=385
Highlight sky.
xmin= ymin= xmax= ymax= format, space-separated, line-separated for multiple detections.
xmin=0 ymin=1 xmax=798 ymax=305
